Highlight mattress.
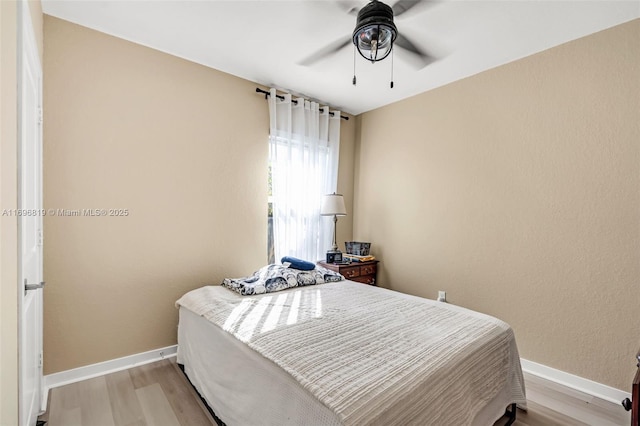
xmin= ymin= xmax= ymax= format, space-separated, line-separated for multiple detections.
xmin=177 ymin=281 xmax=526 ymax=425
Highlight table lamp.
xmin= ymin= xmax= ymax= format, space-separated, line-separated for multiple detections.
xmin=321 ymin=193 xmax=347 ymax=263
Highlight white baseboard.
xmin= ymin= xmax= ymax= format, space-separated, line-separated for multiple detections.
xmin=41 ymin=344 xmax=177 ymax=411
xmin=520 ymin=358 xmax=630 ymax=405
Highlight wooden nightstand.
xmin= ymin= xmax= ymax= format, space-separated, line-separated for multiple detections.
xmin=318 ymin=260 xmax=378 ymax=286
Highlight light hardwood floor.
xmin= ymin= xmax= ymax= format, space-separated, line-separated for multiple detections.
xmin=40 ymin=359 xmax=215 ymax=426
xmin=39 ymin=358 xmax=630 ymax=426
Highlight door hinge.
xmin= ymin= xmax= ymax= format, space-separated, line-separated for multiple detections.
xmin=38 ymin=351 xmax=43 ymax=368
xmin=37 ymin=229 xmax=43 ymax=247
xmin=37 ymin=106 xmax=43 ymax=125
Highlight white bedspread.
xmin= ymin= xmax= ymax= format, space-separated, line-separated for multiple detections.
xmin=176 ymin=282 xmax=526 ymax=425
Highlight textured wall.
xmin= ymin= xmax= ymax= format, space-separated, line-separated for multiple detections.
xmin=354 ymin=20 xmax=640 ymax=391
xmin=43 ymin=15 xmax=356 ymax=374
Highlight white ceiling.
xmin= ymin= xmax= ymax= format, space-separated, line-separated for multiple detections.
xmin=42 ymin=0 xmax=639 ymax=115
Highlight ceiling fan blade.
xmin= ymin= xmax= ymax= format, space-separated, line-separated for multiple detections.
xmin=392 ymin=0 xmax=436 ymax=18
xmin=392 ymin=0 xmax=421 ymax=17
xmin=298 ymin=37 xmax=351 ymax=67
xmin=394 ymin=33 xmax=437 ymax=68
xmin=335 ymin=1 xmax=362 ymax=16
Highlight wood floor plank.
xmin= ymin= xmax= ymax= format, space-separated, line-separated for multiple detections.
xmin=56 ymin=380 xmax=82 ymax=409
xmin=105 ymin=369 xmax=146 ymax=426
xmin=136 ymin=383 xmax=181 ymax=426
xmin=152 ymin=359 xmax=216 ymax=426
xmin=47 ymin=381 xmax=82 ymax=426
xmin=128 ymin=360 xmax=166 ymax=389
xmin=76 ymin=376 xmax=116 ymax=426
xmin=517 ymin=400 xmax=589 ymax=426
xmin=57 ymin=407 xmax=82 ymax=426
xmin=169 ymin=360 xmax=218 ymax=426
xmin=46 ymin=388 xmax=67 ymax=426
xmin=126 ymin=358 xmax=214 ymax=425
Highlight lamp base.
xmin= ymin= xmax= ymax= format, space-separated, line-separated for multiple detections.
xmin=326 ymin=250 xmax=343 ymax=264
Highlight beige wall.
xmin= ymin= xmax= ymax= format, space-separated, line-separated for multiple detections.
xmin=354 ymin=20 xmax=640 ymax=391
xmin=42 ymin=16 xmax=356 ymax=374
xmin=1 ymin=1 xmax=43 ymax=424
xmin=337 ymin=114 xmax=357 ymax=250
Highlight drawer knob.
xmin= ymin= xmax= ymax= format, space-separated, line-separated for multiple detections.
xmin=622 ymin=398 xmax=632 ymax=411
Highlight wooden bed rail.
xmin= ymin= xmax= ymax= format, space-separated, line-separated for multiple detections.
xmin=622 ymin=346 xmax=640 ymax=426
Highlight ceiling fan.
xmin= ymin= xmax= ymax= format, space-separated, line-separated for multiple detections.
xmin=299 ymin=0 xmax=437 ymax=69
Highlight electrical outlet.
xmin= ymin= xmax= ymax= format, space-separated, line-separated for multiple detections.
xmin=437 ymin=291 xmax=446 ymax=302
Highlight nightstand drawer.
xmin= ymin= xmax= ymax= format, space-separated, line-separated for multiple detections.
xmin=352 ymin=275 xmax=376 ymax=285
xmin=360 ymin=264 xmax=376 ymax=275
xmin=340 ymin=265 xmax=361 ymax=279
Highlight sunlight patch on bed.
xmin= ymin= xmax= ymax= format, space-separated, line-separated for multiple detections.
xmin=236 ymin=296 xmax=272 ymax=342
xmin=314 ymin=289 xmax=322 ymax=318
xmin=222 ymin=287 xmax=325 ymax=340
xmin=261 ymin=293 xmax=288 ymax=333
xmin=287 ymin=290 xmax=301 ymax=325
xmin=222 ymin=298 xmax=252 ymax=333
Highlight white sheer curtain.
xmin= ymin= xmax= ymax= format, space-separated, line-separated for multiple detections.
xmin=268 ymin=88 xmax=341 ymax=263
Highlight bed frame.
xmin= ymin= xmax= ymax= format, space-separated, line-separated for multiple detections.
xmin=178 ymin=364 xmax=226 ymax=426
xmin=503 ymin=403 xmax=517 ymax=425
xmin=622 ymin=346 xmax=640 ymax=426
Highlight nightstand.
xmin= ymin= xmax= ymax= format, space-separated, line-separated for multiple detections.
xmin=318 ymin=260 xmax=378 ymax=286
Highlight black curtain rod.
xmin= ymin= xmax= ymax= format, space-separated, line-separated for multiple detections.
xmin=255 ymin=88 xmax=349 ymax=121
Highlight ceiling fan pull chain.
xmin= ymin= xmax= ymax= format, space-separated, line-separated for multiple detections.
xmin=353 ymin=45 xmax=357 ymax=86
xmin=390 ymin=48 xmax=394 ymax=89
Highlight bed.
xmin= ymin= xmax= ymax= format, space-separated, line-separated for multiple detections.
xmin=176 ymin=275 xmax=527 ymax=425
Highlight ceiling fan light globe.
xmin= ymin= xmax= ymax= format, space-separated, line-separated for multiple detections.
xmin=357 ymin=25 xmax=393 ymax=48
xmin=352 ymin=1 xmax=397 ymax=63
xmin=356 ymin=24 xmax=394 ymax=61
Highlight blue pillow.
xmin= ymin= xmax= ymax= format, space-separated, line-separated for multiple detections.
xmin=281 ymin=256 xmax=315 ymax=271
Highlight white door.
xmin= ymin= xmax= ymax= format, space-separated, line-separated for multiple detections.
xmin=18 ymin=2 xmax=44 ymax=425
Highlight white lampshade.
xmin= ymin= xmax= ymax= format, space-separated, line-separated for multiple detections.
xmin=321 ymin=193 xmax=347 ymax=216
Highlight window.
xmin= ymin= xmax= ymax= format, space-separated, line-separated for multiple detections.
xmin=267 ymin=89 xmax=341 ymax=263
xmin=268 ymin=165 xmax=274 ymax=263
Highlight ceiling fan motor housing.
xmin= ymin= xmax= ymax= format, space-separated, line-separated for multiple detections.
xmin=353 ymin=0 xmax=398 ymax=62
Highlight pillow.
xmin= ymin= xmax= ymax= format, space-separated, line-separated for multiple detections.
xmin=221 ymin=264 xmax=344 ymax=296
xmin=222 ymin=264 xmax=298 ymax=296
xmin=281 ymin=256 xmax=315 ymax=271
